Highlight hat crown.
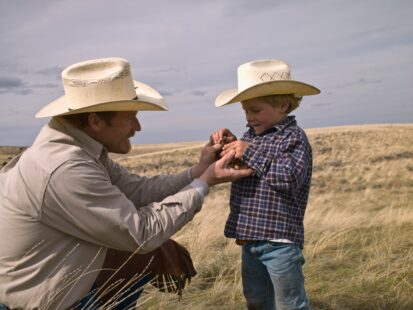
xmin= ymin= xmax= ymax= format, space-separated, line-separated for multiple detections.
xmin=62 ymin=57 xmax=136 ymax=110
xmin=237 ymin=59 xmax=291 ymax=91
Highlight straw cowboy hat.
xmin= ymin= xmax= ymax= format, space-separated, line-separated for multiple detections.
xmin=215 ymin=59 xmax=320 ymax=108
xmin=35 ymin=57 xmax=168 ymax=118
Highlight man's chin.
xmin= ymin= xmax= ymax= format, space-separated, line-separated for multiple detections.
xmin=110 ymin=142 xmax=131 ymax=154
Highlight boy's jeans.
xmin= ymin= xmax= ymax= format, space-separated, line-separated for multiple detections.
xmin=241 ymin=241 xmax=312 ymax=310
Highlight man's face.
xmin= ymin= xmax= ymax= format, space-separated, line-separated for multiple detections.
xmin=95 ymin=111 xmax=141 ymax=154
xmin=241 ymin=98 xmax=287 ymax=135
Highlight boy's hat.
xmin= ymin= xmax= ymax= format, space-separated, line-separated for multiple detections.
xmin=35 ymin=57 xmax=168 ymax=118
xmin=215 ymin=59 xmax=320 ymax=107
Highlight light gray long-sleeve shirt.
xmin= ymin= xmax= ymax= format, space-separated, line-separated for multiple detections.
xmin=0 ymin=117 xmax=206 ymax=309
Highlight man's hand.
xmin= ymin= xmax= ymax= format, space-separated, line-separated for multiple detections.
xmin=147 ymin=239 xmax=197 ymax=297
xmin=210 ymin=128 xmax=237 ymax=145
xmin=199 ymin=149 xmax=253 ymax=186
xmin=190 ymin=142 xmax=223 ymax=179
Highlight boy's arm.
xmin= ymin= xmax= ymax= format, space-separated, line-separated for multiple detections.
xmin=241 ymin=133 xmax=312 ymax=192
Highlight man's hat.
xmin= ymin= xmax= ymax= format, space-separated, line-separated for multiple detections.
xmin=215 ymin=59 xmax=320 ymax=107
xmin=35 ymin=57 xmax=168 ymax=118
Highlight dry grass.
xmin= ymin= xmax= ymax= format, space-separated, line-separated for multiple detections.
xmin=0 ymin=146 xmax=25 ymax=168
xmin=1 ymin=124 xmax=412 ymax=309
xmin=111 ymin=124 xmax=413 ymax=310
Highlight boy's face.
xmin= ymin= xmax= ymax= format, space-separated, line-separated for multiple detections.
xmin=241 ymin=98 xmax=288 ymax=135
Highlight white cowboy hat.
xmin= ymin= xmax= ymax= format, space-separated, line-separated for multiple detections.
xmin=35 ymin=57 xmax=168 ymax=118
xmin=215 ymin=59 xmax=320 ymax=107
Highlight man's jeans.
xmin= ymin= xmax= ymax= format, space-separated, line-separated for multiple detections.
xmin=0 ymin=275 xmax=151 ymax=310
xmin=242 ymin=241 xmax=312 ymax=310
xmin=73 ymin=275 xmax=151 ymax=310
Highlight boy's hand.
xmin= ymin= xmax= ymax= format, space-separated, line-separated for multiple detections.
xmin=221 ymin=140 xmax=249 ymax=160
xmin=210 ymin=128 xmax=237 ymax=145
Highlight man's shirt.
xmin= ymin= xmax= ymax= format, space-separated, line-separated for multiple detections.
xmin=0 ymin=117 xmax=203 ymax=309
xmin=224 ymin=116 xmax=312 ymax=248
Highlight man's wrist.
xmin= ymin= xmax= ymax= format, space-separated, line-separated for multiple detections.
xmin=190 ymin=163 xmax=208 ymax=179
xmin=190 ymin=178 xmax=210 ymax=198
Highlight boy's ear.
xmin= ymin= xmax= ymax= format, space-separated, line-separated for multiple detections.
xmin=280 ymin=102 xmax=290 ymax=113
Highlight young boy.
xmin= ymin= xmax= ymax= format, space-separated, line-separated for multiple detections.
xmin=211 ymin=59 xmax=320 ymax=310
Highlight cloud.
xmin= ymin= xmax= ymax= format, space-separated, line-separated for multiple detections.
xmin=0 ymin=0 xmax=412 ymax=146
xmin=311 ymin=102 xmax=333 ymax=107
xmin=189 ymin=90 xmax=207 ymax=97
xmin=0 ymin=77 xmax=30 ymax=95
xmin=335 ymin=78 xmax=383 ymax=89
xmin=153 ymin=66 xmax=181 ymax=74
xmin=0 ymin=62 xmax=29 ymax=74
xmin=0 ymin=77 xmax=23 ymax=88
xmin=0 ymin=77 xmax=58 ymax=95
xmin=36 ymin=66 xmax=64 ymax=80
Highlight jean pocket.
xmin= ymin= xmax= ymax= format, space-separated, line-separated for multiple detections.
xmin=265 ymin=243 xmax=303 ymax=268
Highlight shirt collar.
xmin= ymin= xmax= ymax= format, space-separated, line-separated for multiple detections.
xmin=49 ymin=117 xmax=105 ymax=160
xmin=246 ymin=115 xmax=297 ymax=137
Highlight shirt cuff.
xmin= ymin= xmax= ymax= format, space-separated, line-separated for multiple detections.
xmin=190 ymin=178 xmax=209 ymax=199
xmin=242 ymin=145 xmax=271 ymax=177
xmin=187 ymin=167 xmax=193 ymax=181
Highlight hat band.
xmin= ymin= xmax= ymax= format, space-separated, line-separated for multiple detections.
xmin=238 ymin=70 xmax=291 ymax=91
xmin=65 ymin=76 xmax=136 ymax=109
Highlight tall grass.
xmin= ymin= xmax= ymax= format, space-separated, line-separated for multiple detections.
xmin=3 ymin=125 xmax=410 ymax=309
xmin=114 ymin=124 xmax=412 ymax=309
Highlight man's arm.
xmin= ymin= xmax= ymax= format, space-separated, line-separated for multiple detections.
xmin=106 ymin=141 xmax=225 ymax=206
xmin=41 ymin=151 xmax=252 ymax=254
xmin=106 ymin=158 xmax=193 ymax=207
xmin=41 ymin=159 xmax=203 ymax=254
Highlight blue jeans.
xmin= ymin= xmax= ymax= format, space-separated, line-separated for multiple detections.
xmin=0 ymin=276 xmax=150 ymax=310
xmin=73 ymin=275 xmax=151 ymax=309
xmin=241 ymin=241 xmax=311 ymax=310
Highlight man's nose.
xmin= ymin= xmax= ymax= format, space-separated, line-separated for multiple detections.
xmin=134 ymin=118 xmax=141 ymax=132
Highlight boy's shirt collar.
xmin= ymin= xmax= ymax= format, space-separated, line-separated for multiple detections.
xmin=246 ymin=115 xmax=297 ymax=136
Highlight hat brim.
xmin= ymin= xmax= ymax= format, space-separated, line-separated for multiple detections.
xmin=215 ymin=80 xmax=320 ymax=107
xmin=35 ymin=81 xmax=168 ymax=118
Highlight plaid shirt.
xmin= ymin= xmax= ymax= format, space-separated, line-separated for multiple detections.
xmin=224 ymin=116 xmax=312 ymax=248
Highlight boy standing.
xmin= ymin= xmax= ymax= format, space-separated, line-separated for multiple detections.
xmin=211 ymin=59 xmax=320 ymax=309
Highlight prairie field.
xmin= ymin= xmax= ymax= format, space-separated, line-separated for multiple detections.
xmin=1 ymin=124 xmax=412 ymax=309
xmin=114 ymin=124 xmax=413 ymax=310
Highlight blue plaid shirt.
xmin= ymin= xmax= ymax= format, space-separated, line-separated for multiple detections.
xmin=224 ymin=116 xmax=312 ymax=248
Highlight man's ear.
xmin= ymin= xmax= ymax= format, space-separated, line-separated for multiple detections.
xmin=87 ymin=113 xmax=104 ymax=132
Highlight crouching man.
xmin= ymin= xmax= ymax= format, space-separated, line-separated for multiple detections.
xmin=0 ymin=57 xmax=252 ymax=309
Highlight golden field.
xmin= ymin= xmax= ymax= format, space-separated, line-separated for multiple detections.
xmin=1 ymin=124 xmax=412 ymax=309
xmin=120 ymin=124 xmax=413 ymax=310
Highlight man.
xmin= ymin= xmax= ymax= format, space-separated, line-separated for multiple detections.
xmin=0 ymin=57 xmax=252 ymax=309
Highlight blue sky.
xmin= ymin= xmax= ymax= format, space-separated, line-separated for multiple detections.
xmin=1 ymin=0 xmax=412 ymax=146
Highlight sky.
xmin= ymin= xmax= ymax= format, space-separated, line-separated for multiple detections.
xmin=0 ymin=0 xmax=412 ymax=146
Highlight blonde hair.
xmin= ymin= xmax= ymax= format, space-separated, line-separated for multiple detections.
xmin=261 ymin=94 xmax=302 ymax=114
